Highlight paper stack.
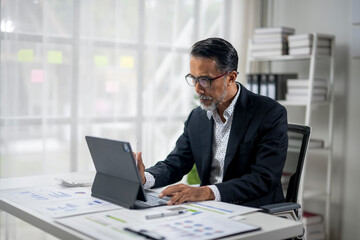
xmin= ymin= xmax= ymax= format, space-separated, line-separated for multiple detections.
xmin=303 ymin=211 xmax=325 ymax=240
xmin=250 ymin=26 xmax=295 ymax=57
xmin=289 ymin=34 xmax=331 ymax=56
xmin=285 ymin=78 xmax=328 ymax=102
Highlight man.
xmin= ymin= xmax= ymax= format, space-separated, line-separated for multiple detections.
xmin=135 ymin=37 xmax=288 ymax=207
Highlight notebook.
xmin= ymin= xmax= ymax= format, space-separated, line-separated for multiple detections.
xmin=85 ymin=136 xmax=170 ymax=209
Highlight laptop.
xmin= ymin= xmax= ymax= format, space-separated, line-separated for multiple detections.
xmin=85 ymin=136 xmax=170 ymax=209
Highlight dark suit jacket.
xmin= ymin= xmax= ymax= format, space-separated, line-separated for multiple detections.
xmin=146 ymin=83 xmax=288 ymax=207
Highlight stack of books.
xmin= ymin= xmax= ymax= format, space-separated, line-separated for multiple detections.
xmin=246 ymin=73 xmax=297 ymax=100
xmin=303 ymin=211 xmax=325 ymax=240
xmin=250 ymin=26 xmax=295 ymax=57
xmin=289 ymin=34 xmax=331 ymax=56
xmin=286 ymin=78 xmax=328 ymax=102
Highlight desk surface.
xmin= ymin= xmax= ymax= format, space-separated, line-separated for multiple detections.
xmin=0 ymin=173 xmax=303 ymax=240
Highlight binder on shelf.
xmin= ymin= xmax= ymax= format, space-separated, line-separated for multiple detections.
xmin=267 ymin=75 xmax=276 ymax=100
xmin=269 ymin=74 xmax=286 ymax=100
xmin=246 ymin=74 xmax=252 ymax=91
xmin=247 ymin=73 xmax=297 ymax=100
xmin=260 ymin=74 xmax=268 ymax=96
xmin=251 ymin=74 xmax=261 ymax=94
xmin=268 ymin=73 xmax=297 ymax=100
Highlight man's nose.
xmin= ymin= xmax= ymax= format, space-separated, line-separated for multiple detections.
xmin=194 ymin=81 xmax=205 ymax=94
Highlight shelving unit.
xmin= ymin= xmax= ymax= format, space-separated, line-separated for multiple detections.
xmin=245 ymin=33 xmax=335 ymax=239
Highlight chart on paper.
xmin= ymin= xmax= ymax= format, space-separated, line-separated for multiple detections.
xmin=0 ymin=186 xmax=120 ymax=218
xmin=184 ymin=201 xmax=258 ymax=217
xmin=143 ymin=211 xmax=260 ymax=240
xmin=56 ymin=203 xmax=260 ymax=240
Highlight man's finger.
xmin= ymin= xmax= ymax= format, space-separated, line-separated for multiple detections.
xmin=159 ymin=184 xmax=184 ymax=197
xmin=136 ymin=152 xmax=142 ymax=161
xmin=173 ymin=195 xmax=188 ymax=205
xmin=133 ymin=152 xmax=146 ymax=184
xmin=167 ymin=192 xmax=183 ymax=205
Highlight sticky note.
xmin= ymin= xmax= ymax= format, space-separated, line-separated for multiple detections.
xmin=18 ymin=49 xmax=34 ymax=62
xmin=94 ymin=56 xmax=108 ymax=66
xmin=105 ymin=81 xmax=119 ymax=93
xmin=47 ymin=51 xmax=63 ymax=64
xmin=120 ymin=56 xmax=134 ymax=68
xmin=31 ymin=69 xmax=44 ymax=83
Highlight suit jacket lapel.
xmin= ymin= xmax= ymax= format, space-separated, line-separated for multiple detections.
xmin=223 ymin=85 xmax=254 ymax=175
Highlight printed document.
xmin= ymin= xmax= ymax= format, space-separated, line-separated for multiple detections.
xmin=0 ymin=186 xmax=120 ymax=218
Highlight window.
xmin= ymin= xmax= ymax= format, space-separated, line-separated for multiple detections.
xmin=1 ymin=0 xmax=231 ymax=238
xmin=0 ymin=0 xmax=229 ymax=176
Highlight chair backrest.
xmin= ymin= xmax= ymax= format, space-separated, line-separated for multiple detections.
xmin=282 ymin=123 xmax=311 ymax=203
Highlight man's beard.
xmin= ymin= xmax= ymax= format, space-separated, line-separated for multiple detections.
xmin=199 ymin=97 xmax=217 ymax=111
xmin=198 ymin=84 xmax=227 ymax=112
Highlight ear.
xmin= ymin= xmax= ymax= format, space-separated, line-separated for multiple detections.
xmin=228 ymin=71 xmax=238 ymax=85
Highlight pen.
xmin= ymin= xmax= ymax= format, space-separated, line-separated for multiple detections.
xmin=124 ymin=227 xmax=165 ymax=240
xmin=145 ymin=210 xmax=185 ymax=220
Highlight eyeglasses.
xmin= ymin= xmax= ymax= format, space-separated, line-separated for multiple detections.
xmin=185 ymin=72 xmax=228 ymax=88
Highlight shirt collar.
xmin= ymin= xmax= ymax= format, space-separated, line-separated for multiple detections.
xmin=206 ymin=82 xmax=241 ymax=120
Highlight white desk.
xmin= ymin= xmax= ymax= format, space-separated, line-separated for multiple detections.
xmin=0 ymin=173 xmax=303 ymax=240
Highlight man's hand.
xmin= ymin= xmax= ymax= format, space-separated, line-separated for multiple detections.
xmin=133 ymin=152 xmax=146 ymax=184
xmin=159 ymin=184 xmax=215 ymax=205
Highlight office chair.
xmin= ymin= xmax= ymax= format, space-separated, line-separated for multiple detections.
xmin=260 ymin=123 xmax=311 ymax=224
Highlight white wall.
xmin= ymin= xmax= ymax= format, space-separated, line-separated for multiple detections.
xmin=343 ymin=53 xmax=360 ymax=239
xmin=228 ymin=0 xmax=261 ymax=82
xmin=271 ymin=0 xmax=360 ymax=239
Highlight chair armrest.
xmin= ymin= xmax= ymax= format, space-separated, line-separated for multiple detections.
xmin=260 ymin=202 xmax=301 ymax=214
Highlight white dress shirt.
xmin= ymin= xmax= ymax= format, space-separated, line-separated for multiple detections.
xmin=206 ymin=83 xmax=240 ymax=200
xmin=144 ymin=83 xmax=241 ymax=202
